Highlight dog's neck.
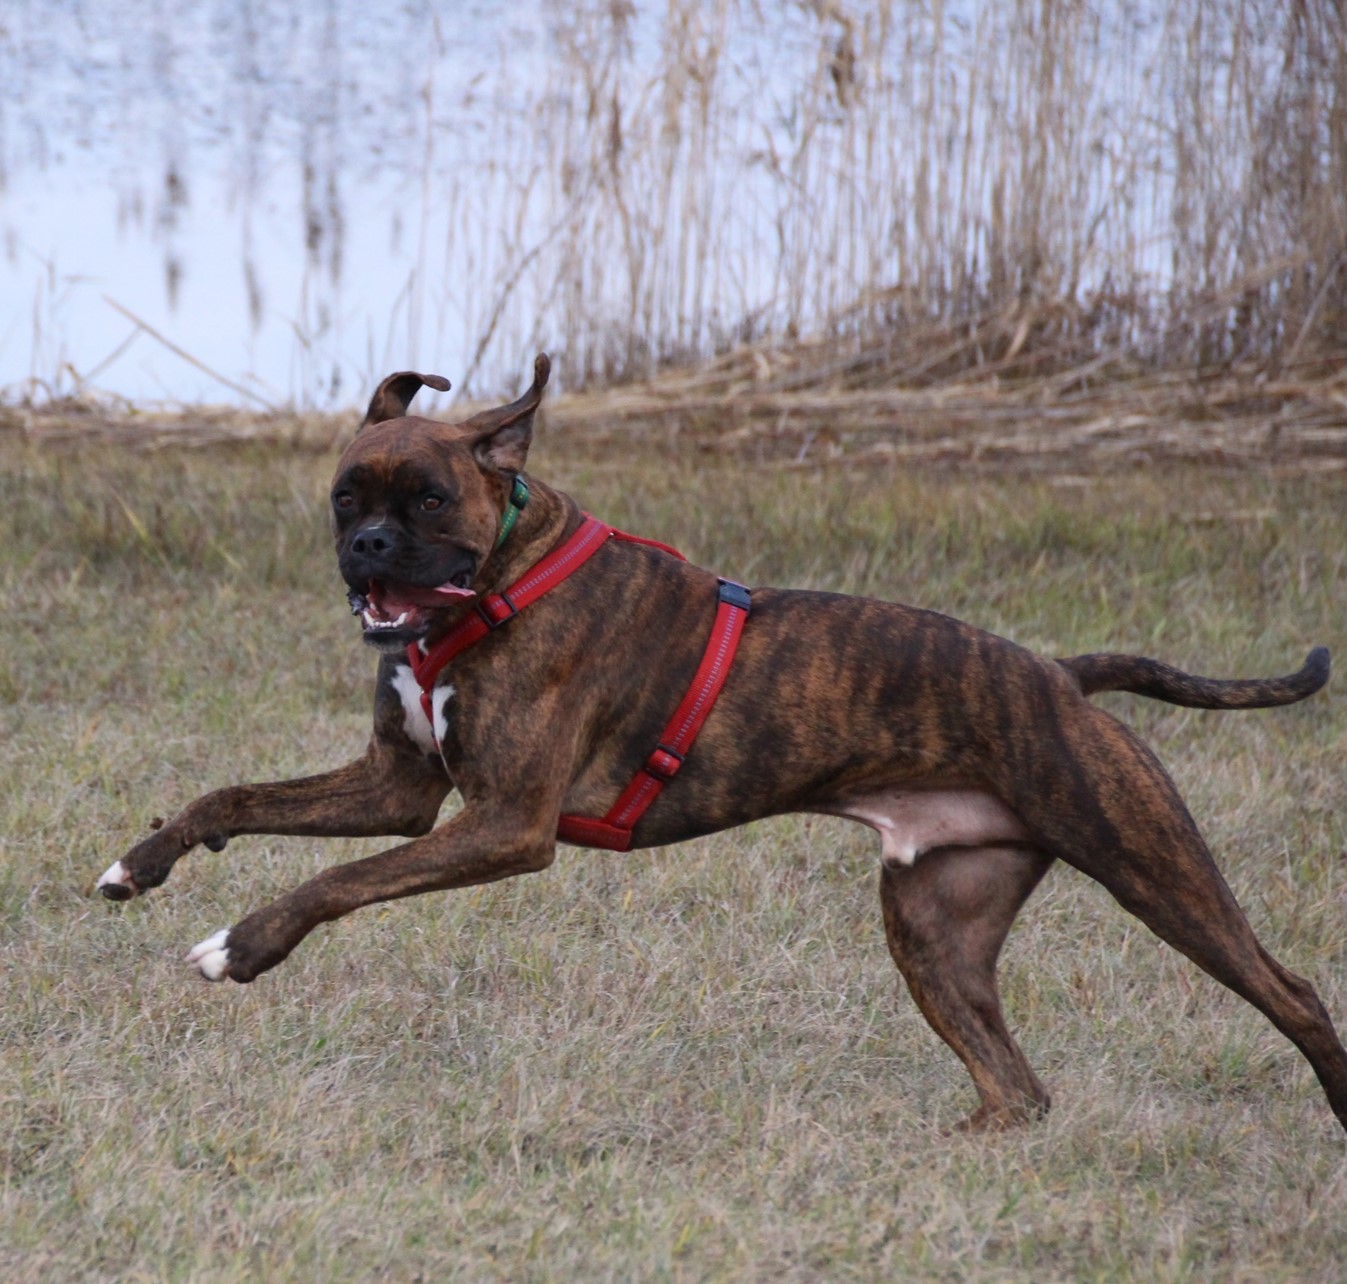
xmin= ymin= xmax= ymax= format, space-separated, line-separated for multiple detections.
xmin=490 ymin=468 xmax=578 ymax=557
xmin=408 ymin=475 xmax=582 ymax=653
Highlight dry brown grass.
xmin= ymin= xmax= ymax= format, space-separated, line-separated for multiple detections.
xmin=9 ymin=336 xmax=1347 ymax=475
xmin=1 ymin=415 xmax=1345 ymax=1279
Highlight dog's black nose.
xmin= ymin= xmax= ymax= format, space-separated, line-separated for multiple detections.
xmin=351 ymin=524 xmax=399 ymax=557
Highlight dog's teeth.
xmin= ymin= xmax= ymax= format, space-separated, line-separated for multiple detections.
xmin=360 ymin=605 xmax=416 ymax=634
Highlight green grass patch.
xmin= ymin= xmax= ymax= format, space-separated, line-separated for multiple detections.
xmin=2 ymin=432 xmax=1346 ymax=1280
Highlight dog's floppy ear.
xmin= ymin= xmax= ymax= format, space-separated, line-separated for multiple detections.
xmin=464 ymin=353 xmax=551 ymax=473
xmin=360 ymin=371 xmax=452 ymax=430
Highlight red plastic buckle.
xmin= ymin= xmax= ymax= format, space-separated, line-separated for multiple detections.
xmin=644 ymin=745 xmax=684 ymax=781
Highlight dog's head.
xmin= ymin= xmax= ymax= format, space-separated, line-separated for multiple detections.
xmin=331 ymin=354 xmax=550 ymax=651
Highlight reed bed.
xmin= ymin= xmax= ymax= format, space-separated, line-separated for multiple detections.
xmin=476 ymin=0 xmax=1347 ymax=393
xmin=7 ymin=0 xmax=1347 ymax=460
xmin=5 ymin=0 xmax=1345 ymax=411
xmin=9 ymin=320 xmax=1346 ymax=474
xmin=546 ymin=320 xmax=1347 ymax=471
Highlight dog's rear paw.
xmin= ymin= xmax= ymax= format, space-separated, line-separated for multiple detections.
xmin=96 ymin=859 xmax=139 ymax=901
xmin=185 ymin=929 xmax=232 ymax=981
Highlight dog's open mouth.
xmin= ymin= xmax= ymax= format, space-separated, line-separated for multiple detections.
xmin=349 ymin=577 xmax=476 ymax=639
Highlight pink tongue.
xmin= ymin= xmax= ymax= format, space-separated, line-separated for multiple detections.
xmin=369 ymin=580 xmax=475 ymax=615
xmin=430 ymin=582 xmax=477 ymax=600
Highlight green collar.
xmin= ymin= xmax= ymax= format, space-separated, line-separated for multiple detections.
xmin=495 ymin=475 xmax=530 ymax=549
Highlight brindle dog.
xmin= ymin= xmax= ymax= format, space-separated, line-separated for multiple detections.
xmin=98 ymin=355 xmax=1347 ymax=1133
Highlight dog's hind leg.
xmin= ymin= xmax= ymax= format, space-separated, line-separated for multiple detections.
xmin=1011 ymin=709 xmax=1347 ymax=1132
xmin=1069 ymin=834 xmax=1347 ymax=1130
xmin=879 ymin=844 xmax=1055 ymax=1130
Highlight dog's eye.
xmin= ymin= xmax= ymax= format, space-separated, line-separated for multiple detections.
xmin=333 ymin=491 xmax=354 ymax=511
xmin=421 ymin=495 xmax=444 ymax=512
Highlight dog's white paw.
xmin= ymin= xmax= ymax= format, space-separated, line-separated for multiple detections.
xmin=185 ymin=929 xmax=232 ymax=981
xmin=96 ymin=859 xmax=138 ymax=900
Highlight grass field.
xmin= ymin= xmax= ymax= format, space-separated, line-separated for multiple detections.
xmin=2 ymin=423 xmax=1346 ymax=1280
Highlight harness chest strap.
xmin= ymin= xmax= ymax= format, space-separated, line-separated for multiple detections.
xmin=406 ymin=514 xmax=620 ymax=725
xmin=555 ymin=576 xmax=750 ymax=851
xmin=405 ymin=514 xmax=751 ymax=852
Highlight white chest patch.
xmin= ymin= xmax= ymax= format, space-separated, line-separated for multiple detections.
xmin=431 ymin=685 xmax=454 ymax=746
xmin=390 ymin=664 xmax=453 ymax=757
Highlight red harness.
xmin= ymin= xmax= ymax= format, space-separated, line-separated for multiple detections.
xmin=404 ymin=514 xmax=751 ymax=851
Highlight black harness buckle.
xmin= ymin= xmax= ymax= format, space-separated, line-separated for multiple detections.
xmin=717 ymin=579 xmax=751 ymax=611
xmin=477 ymin=593 xmax=519 ymax=630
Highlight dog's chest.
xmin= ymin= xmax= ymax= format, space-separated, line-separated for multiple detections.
xmin=389 ymin=664 xmax=455 ymax=757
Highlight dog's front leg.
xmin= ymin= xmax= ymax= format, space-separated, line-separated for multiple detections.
xmin=184 ymin=808 xmax=556 ymax=982
xmin=98 ymin=740 xmax=451 ymax=899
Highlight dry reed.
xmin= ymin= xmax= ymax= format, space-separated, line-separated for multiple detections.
xmin=9 ymin=317 xmax=1345 ymax=474
xmin=455 ymin=0 xmax=1347 ymax=392
xmin=5 ymin=0 xmax=1344 ymax=412
xmin=7 ymin=0 xmax=1346 ymax=453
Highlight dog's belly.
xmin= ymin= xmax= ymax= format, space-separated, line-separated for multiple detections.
xmin=817 ymin=789 xmax=1030 ymax=867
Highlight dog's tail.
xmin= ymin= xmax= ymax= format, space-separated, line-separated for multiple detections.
xmin=1057 ymin=646 xmax=1330 ymax=709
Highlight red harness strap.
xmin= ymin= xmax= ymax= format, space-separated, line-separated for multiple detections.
xmin=555 ymin=577 xmax=750 ymax=850
xmin=405 ymin=515 xmax=750 ymax=851
xmin=406 ymin=514 xmax=618 ymax=725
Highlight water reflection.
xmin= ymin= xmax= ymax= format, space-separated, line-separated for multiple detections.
xmin=0 ymin=2 xmax=1323 ymax=408
xmin=0 ymin=0 xmax=532 ymax=407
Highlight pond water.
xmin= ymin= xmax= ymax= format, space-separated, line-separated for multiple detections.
xmin=1 ymin=2 xmax=1287 ymax=410
xmin=1 ymin=0 xmax=564 ymax=409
